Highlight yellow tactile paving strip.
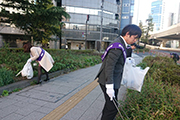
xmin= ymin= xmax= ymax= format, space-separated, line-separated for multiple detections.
xmin=41 ymin=79 xmax=99 ymax=120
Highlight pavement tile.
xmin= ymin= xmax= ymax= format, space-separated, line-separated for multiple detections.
xmin=5 ymin=93 xmax=28 ymax=101
xmin=28 ymin=98 xmax=49 ymax=106
xmin=78 ymin=97 xmax=103 ymax=120
xmin=1 ymin=113 xmax=24 ymax=120
xmin=0 ymin=98 xmax=17 ymax=109
xmin=78 ymin=106 xmax=102 ymax=120
xmin=0 ymin=109 xmax=12 ymax=118
xmin=43 ymin=101 xmax=64 ymax=109
xmin=35 ymin=106 xmax=54 ymax=114
xmin=2 ymin=104 xmax=21 ymax=114
xmin=20 ymin=111 xmax=46 ymax=120
xmin=15 ymin=104 xmax=41 ymax=116
xmin=60 ymin=107 xmax=85 ymax=120
xmin=14 ymin=101 xmax=32 ymax=108
xmin=38 ymin=93 xmax=63 ymax=103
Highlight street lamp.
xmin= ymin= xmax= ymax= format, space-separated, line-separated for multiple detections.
xmin=85 ymin=14 xmax=90 ymax=49
xmin=99 ymin=0 xmax=104 ymax=52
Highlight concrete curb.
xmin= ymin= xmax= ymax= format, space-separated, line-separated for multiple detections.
xmin=0 ymin=69 xmax=71 ymax=95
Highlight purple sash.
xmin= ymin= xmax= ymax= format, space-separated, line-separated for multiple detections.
xmin=37 ymin=48 xmax=45 ymax=61
xmin=101 ymin=42 xmax=127 ymax=62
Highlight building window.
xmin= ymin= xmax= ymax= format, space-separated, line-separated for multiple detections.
xmin=122 ymin=16 xmax=129 ymax=19
xmin=115 ymin=14 xmax=119 ymax=20
xmin=116 ymin=0 xmax=120 ymax=5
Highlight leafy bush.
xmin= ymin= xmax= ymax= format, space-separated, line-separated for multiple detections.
xmin=134 ymin=48 xmax=150 ymax=52
xmin=117 ymin=56 xmax=180 ymax=120
xmin=2 ymin=90 xmax=9 ymax=96
xmin=0 ymin=67 xmax=14 ymax=87
xmin=118 ymin=77 xmax=180 ymax=120
xmin=142 ymin=56 xmax=180 ymax=85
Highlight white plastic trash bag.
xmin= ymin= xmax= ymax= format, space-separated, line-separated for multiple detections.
xmin=16 ymin=61 xmax=33 ymax=79
xmin=121 ymin=57 xmax=150 ymax=92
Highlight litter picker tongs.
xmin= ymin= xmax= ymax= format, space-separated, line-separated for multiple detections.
xmin=112 ymin=98 xmax=130 ymax=120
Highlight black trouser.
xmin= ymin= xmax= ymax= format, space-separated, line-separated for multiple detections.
xmin=100 ymin=84 xmax=119 ymax=120
xmin=38 ymin=65 xmax=49 ymax=82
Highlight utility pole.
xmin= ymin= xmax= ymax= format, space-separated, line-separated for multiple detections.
xmin=99 ymin=0 xmax=104 ymax=52
xmin=85 ymin=14 xmax=89 ymax=49
xmin=58 ymin=0 xmax=62 ymax=49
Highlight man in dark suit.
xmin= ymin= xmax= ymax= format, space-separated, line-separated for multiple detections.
xmin=95 ymin=24 xmax=142 ymax=120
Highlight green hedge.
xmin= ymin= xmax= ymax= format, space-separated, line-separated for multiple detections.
xmin=0 ymin=48 xmax=102 ymax=87
xmin=0 ymin=67 xmax=14 ymax=87
xmin=139 ymin=56 xmax=180 ymax=85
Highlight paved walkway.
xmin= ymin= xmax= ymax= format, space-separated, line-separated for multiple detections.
xmin=0 ymin=53 xmax=143 ymax=120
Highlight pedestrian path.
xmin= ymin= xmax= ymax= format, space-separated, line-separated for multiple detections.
xmin=42 ymin=79 xmax=99 ymax=120
xmin=0 ymin=53 xmax=143 ymax=120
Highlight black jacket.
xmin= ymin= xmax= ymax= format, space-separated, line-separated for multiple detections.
xmin=95 ymin=37 xmax=127 ymax=89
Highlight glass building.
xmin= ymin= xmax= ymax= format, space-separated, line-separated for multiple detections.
xmin=151 ymin=0 xmax=162 ymax=31
xmin=59 ymin=0 xmax=121 ymax=50
xmin=120 ymin=0 xmax=134 ymax=34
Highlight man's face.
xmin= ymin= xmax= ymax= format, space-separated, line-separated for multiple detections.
xmin=126 ymin=34 xmax=139 ymax=45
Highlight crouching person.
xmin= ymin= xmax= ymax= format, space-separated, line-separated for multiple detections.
xmin=23 ymin=42 xmax=54 ymax=84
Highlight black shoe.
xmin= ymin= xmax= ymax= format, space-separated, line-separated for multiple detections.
xmin=44 ymin=78 xmax=49 ymax=81
xmin=37 ymin=80 xmax=42 ymax=84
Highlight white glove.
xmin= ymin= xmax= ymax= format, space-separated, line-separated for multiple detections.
xmin=105 ymin=84 xmax=115 ymax=101
xmin=27 ymin=58 xmax=32 ymax=63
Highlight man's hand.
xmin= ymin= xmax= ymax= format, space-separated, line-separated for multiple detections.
xmin=27 ymin=58 xmax=32 ymax=63
xmin=105 ymin=84 xmax=115 ymax=101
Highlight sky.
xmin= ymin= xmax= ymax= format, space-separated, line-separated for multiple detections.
xmin=133 ymin=0 xmax=155 ymax=25
xmin=133 ymin=0 xmax=180 ymax=27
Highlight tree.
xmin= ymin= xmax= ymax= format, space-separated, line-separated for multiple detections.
xmin=139 ymin=15 xmax=154 ymax=45
xmin=0 ymin=0 xmax=70 ymax=47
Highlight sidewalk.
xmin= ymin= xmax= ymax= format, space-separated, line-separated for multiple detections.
xmin=0 ymin=53 xmax=143 ymax=120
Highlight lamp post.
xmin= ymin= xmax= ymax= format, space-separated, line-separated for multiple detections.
xmin=85 ymin=15 xmax=89 ymax=49
xmin=99 ymin=0 xmax=104 ymax=52
xmin=58 ymin=0 xmax=62 ymax=49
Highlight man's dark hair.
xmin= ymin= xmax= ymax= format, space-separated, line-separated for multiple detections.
xmin=121 ymin=24 xmax=142 ymax=39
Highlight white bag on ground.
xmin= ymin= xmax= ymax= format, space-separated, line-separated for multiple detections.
xmin=16 ymin=61 xmax=33 ymax=79
xmin=121 ymin=57 xmax=150 ymax=92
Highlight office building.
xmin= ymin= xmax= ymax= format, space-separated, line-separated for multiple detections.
xmin=58 ymin=0 xmax=122 ymax=50
xmin=120 ymin=0 xmax=134 ymax=34
xmin=151 ymin=0 xmax=180 ymax=31
xmin=151 ymin=0 xmax=162 ymax=31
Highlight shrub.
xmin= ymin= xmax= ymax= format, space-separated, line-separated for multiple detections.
xmin=142 ymin=56 xmax=180 ymax=85
xmin=117 ymin=56 xmax=180 ymax=120
xmin=2 ymin=90 xmax=9 ymax=96
xmin=134 ymin=48 xmax=150 ymax=52
xmin=0 ymin=67 xmax=14 ymax=87
xmin=118 ymin=76 xmax=180 ymax=120
xmin=0 ymin=48 xmax=102 ymax=87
